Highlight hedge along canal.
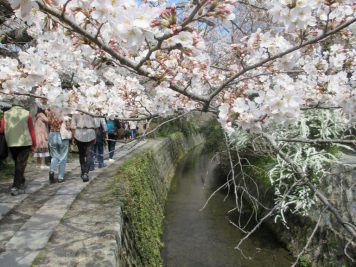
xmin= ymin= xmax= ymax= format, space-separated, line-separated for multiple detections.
xmin=161 ymin=144 xmax=294 ymax=267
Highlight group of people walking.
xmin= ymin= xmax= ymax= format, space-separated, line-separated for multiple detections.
xmin=0 ymin=102 xmax=143 ymax=196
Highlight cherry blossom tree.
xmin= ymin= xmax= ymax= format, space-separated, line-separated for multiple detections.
xmin=0 ymin=0 xmax=355 ymax=264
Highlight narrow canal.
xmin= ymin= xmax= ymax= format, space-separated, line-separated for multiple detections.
xmin=162 ymin=145 xmax=294 ymax=267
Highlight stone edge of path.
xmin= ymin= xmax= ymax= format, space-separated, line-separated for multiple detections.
xmin=31 ymin=140 xmax=156 ymax=267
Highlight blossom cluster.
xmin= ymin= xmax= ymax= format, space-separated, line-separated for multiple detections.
xmin=0 ymin=0 xmax=354 ymax=130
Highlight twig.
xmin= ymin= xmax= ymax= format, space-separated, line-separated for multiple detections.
xmin=61 ymin=0 xmax=72 ymax=18
xmin=95 ymin=22 xmax=107 ymax=39
xmin=224 ymin=131 xmax=240 ymax=212
xmin=0 ymin=91 xmax=47 ymax=100
xmin=276 ymin=138 xmax=356 ymax=145
xmin=291 ymin=207 xmax=326 ymax=267
xmin=344 ymin=240 xmax=355 ymax=263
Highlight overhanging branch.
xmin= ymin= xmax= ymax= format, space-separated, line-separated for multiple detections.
xmin=262 ymin=132 xmax=356 ymax=240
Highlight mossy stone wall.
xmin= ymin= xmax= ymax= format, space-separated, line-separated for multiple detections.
xmin=111 ymin=134 xmax=204 ymax=267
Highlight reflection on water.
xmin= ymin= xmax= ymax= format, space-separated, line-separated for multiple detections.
xmin=162 ymin=145 xmax=294 ymax=267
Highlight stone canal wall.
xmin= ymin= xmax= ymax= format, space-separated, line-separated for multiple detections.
xmin=114 ymin=133 xmax=204 ymax=266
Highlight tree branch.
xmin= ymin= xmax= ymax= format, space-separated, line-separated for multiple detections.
xmin=291 ymin=207 xmax=326 ymax=267
xmin=262 ymin=133 xmax=356 ymax=240
xmin=0 ymin=90 xmax=48 ymax=100
xmin=276 ymin=138 xmax=356 ymax=145
xmin=208 ymin=17 xmax=356 ymax=102
xmin=35 ymin=1 xmax=209 ymax=104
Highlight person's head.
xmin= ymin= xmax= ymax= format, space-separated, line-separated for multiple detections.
xmin=37 ymin=108 xmax=45 ymax=114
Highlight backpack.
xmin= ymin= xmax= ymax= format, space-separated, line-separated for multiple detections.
xmin=107 ymin=120 xmax=117 ymax=134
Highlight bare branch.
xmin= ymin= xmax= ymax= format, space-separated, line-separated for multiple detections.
xmin=144 ymin=110 xmax=193 ymax=137
xmin=95 ymin=22 xmax=107 ymax=40
xmin=61 ymin=0 xmax=72 ymax=18
xmin=291 ymin=207 xmax=326 ymax=267
xmin=301 ymin=105 xmax=342 ymax=110
xmin=224 ymin=131 xmax=240 ymax=212
xmin=276 ymin=138 xmax=356 ymax=145
xmin=237 ymin=1 xmax=267 ymax=11
xmin=344 ymin=240 xmax=355 ymax=263
xmin=0 ymin=90 xmax=48 ymax=100
xmin=262 ymin=132 xmax=356 ymax=240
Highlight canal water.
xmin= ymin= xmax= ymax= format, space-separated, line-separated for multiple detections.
xmin=162 ymin=145 xmax=294 ymax=267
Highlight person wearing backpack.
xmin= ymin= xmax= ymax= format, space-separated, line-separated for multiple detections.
xmin=106 ymin=117 xmax=120 ymax=162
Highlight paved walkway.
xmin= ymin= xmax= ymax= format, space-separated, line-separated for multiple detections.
xmin=0 ymin=140 xmax=146 ymax=267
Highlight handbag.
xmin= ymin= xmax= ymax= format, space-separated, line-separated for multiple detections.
xmin=0 ymin=134 xmax=8 ymax=160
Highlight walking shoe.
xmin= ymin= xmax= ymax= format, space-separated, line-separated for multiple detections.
xmin=49 ymin=172 xmax=56 ymax=184
xmin=108 ymin=158 xmax=115 ymax=163
xmin=10 ymin=187 xmax=19 ymax=196
xmin=82 ymin=173 xmax=89 ymax=182
xmin=18 ymin=183 xmax=27 ymax=194
xmin=57 ymin=178 xmax=64 ymax=183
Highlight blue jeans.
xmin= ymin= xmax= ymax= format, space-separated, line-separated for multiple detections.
xmin=48 ymin=132 xmax=69 ymax=180
xmin=107 ymin=134 xmax=116 ymax=159
xmin=95 ymin=142 xmax=104 ymax=167
xmin=130 ymin=129 xmax=137 ymax=139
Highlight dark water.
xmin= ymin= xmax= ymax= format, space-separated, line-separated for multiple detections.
xmin=162 ymin=145 xmax=294 ymax=267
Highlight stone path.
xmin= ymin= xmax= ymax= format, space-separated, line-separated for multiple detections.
xmin=0 ymin=140 xmax=147 ymax=267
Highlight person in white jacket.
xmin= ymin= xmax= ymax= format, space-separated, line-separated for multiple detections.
xmin=129 ymin=120 xmax=138 ymax=139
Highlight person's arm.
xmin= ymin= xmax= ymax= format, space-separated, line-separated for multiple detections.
xmin=0 ymin=114 xmax=4 ymax=134
xmin=28 ymin=114 xmax=37 ymax=149
xmin=43 ymin=113 xmax=49 ymax=123
xmin=101 ymin=118 xmax=108 ymax=141
xmin=101 ymin=118 xmax=108 ymax=132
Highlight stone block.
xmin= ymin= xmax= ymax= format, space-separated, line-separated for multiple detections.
xmin=41 ymin=194 xmax=75 ymax=210
xmin=6 ymin=229 xmax=53 ymax=250
xmin=0 ymin=251 xmax=39 ymax=267
xmin=0 ymin=194 xmax=28 ymax=203
xmin=56 ymin=182 xmax=86 ymax=195
xmin=20 ymin=208 xmax=67 ymax=230
xmin=0 ymin=203 xmax=13 ymax=218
